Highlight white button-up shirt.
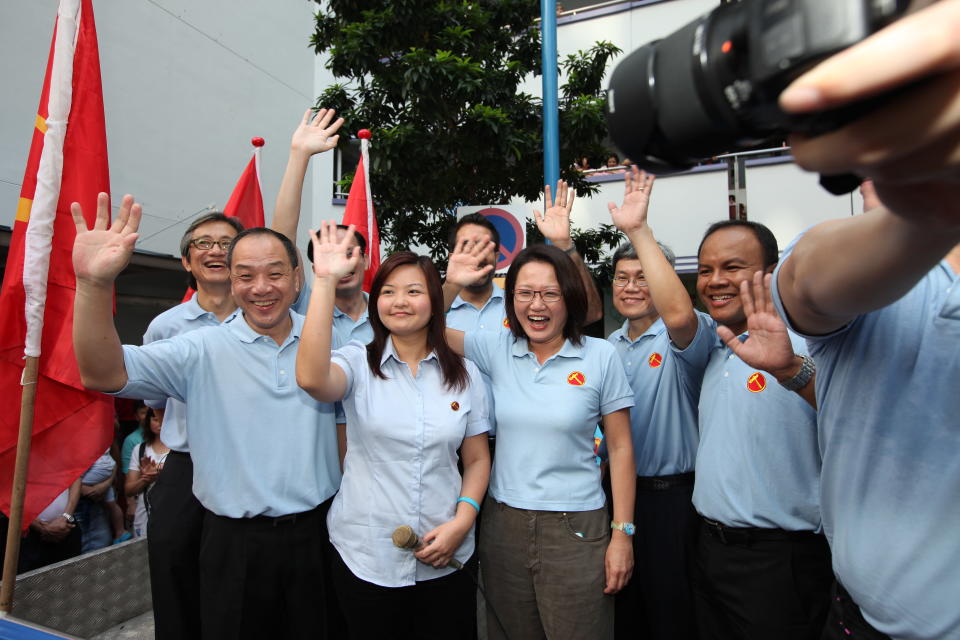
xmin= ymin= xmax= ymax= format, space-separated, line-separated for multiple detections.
xmin=327 ymin=340 xmax=490 ymax=587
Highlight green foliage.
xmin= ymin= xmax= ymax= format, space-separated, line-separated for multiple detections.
xmin=312 ymin=0 xmax=622 ymax=265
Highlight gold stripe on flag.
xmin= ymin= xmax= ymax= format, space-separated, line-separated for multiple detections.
xmin=34 ymin=114 xmax=47 ymax=134
xmin=15 ymin=198 xmax=32 ymax=223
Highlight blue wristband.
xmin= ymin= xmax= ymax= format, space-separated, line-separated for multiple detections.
xmin=457 ymin=496 xmax=480 ymax=513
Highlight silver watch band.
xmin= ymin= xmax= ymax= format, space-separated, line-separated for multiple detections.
xmin=780 ymin=354 xmax=815 ymax=391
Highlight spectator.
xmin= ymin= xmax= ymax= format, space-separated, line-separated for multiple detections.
xmin=18 ymin=479 xmax=82 ymax=573
xmin=125 ymin=407 xmax=169 ymax=538
xmin=80 ymin=449 xmax=130 ymax=546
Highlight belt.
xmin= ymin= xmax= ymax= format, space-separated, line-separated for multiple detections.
xmin=637 ymin=472 xmax=694 ymax=491
xmin=249 ymin=505 xmax=322 ymax=527
xmin=701 ymin=516 xmax=821 ymax=545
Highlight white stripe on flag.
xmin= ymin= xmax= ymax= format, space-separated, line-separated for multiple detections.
xmin=361 ymin=138 xmax=373 ymax=242
xmin=23 ymin=0 xmax=81 ymax=358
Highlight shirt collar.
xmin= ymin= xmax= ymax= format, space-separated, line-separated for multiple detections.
xmin=614 ymin=317 xmax=666 ymax=343
xmin=183 ymin=291 xmax=240 ymax=323
xmin=228 ymin=309 xmax=301 ymax=347
xmin=451 ymin=282 xmax=505 ymax=310
xmin=380 ymin=337 xmax=439 ymax=366
xmin=510 ymin=336 xmax=585 ymax=360
xmin=334 ymin=291 xmax=370 ymax=320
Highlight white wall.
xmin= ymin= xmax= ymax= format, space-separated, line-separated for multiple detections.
xmin=1 ymin=1 xmax=321 ymax=256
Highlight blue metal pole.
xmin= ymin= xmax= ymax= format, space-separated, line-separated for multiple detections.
xmin=541 ymin=0 xmax=560 ymax=204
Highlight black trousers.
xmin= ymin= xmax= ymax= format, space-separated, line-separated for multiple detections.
xmin=694 ymin=519 xmax=833 ymax=640
xmin=821 ymin=581 xmax=891 ymax=640
xmin=331 ymin=545 xmax=476 ymax=640
xmin=17 ymin=526 xmax=82 ymax=574
xmin=614 ymin=473 xmax=698 ymax=640
xmin=200 ymin=502 xmax=330 ymax=640
xmin=146 ymin=450 xmax=204 ymax=640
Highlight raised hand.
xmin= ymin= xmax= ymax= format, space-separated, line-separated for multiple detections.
xmin=72 ymin=193 xmax=141 ymax=287
xmin=290 ymin=108 xmax=344 ymax=157
xmin=534 ymin=180 xmax=575 ymax=249
xmin=716 ymin=271 xmax=796 ymax=375
xmin=607 ymin=167 xmax=655 ymax=234
xmin=308 ymin=220 xmax=362 ymax=281
xmin=445 ymin=235 xmax=495 ymax=288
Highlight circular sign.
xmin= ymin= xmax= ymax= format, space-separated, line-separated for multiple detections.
xmin=475 ymin=207 xmax=525 ymax=271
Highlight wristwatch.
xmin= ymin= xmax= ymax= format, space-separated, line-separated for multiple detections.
xmin=610 ymin=520 xmax=636 ymax=535
xmin=780 ymin=354 xmax=816 ymax=391
xmin=62 ymin=513 xmax=76 ymax=524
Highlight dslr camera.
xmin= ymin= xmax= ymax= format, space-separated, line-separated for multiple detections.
xmin=606 ymin=0 xmax=911 ymax=178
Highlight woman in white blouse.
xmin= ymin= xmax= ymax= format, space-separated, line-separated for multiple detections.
xmin=297 ymin=222 xmax=491 ymax=640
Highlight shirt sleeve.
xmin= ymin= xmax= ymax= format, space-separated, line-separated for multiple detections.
xmin=141 ymin=317 xmax=171 ymax=408
xmin=110 ymin=335 xmax=198 ymax=403
xmin=330 ymin=341 xmax=366 ymax=399
xmin=670 ymin=311 xmax=716 ymax=394
xmin=771 ymin=231 xmax=855 ymax=344
xmin=598 ymin=342 xmax=635 ymax=416
xmin=128 ymin=449 xmax=141 ymax=473
xmin=463 ymin=330 xmax=496 ymax=377
xmin=464 ymin=360 xmax=491 ymax=438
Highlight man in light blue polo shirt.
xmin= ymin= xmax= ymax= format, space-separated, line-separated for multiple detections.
xmin=770 ymin=183 xmax=960 ymax=639
xmin=694 ymin=220 xmax=832 ymax=639
xmin=606 ymin=169 xmax=713 ymax=640
xmin=71 ymin=195 xmax=340 ymax=639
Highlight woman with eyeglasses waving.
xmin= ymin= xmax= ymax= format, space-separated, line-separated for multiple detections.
xmin=444 ymin=181 xmax=637 ymax=640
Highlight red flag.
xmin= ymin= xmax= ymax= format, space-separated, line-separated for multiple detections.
xmin=182 ymin=139 xmax=265 ymax=302
xmin=0 ymin=0 xmax=113 ymax=527
xmin=341 ymin=133 xmax=380 ymax=292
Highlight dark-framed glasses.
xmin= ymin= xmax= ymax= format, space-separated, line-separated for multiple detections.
xmin=190 ymin=238 xmax=232 ymax=251
xmin=514 ymin=289 xmax=562 ymax=303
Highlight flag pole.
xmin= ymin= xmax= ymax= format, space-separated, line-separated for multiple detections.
xmin=0 ymin=356 xmax=40 ymax=612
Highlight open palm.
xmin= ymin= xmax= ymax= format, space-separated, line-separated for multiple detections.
xmin=72 ymin=193 xmax=141 ymax=287
xmin=291 ymin=108 xmax=344 ymax=156
xmin=534 ymin=180 xmax=575 ymax=246
xmin=716 ymin=271 xmax=795 ymax=373
xmin=309 ymin=220 xmax=361 ymax=280
xmin=608 ymin=168 xmax=655 ymax=233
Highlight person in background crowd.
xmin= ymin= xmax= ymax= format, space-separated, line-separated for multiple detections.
xmin=693 ymin=219 xmax=831 ymax=639
xmin=125 ymin=407 xmax=169 ymax=538
xmin=764 ymin=5 xmax=960 ymax=636
xmin=17 ymin=479 xmax=82 ymax=573
xmin=575 ymin=155 xmax=591 ymax=172
xmin=442 ymin=182 xmax=637 ymax=639
xmin=606 ymin=168 xmax=713 ymax=640
xmin=79 ymin=449 xmax=130 ymax=546
xmin=297 ymin=228 xmax=491 ymax=639
xmin=72 ymin=195 xmax=342 ymax=639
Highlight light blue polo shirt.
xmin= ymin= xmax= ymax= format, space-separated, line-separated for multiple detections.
xmin=608 ymin=311 xmax=714 ymax=477
xmin=773 ymin=242 xmax=960 ymax=639
xmin=465 ymin=331 xmax=634 ymax=511
xmin=328 ymin=340 xmax=489 ymax=587
xmin=446 ymin=283 xmax=508 ymax=333
xmin=115 ymin=311 xmax=341 ymax=518
xmin=693 ymin=330 xmax=821 ymax=531
xmin=142 ymin=293 xmax=240 ymax=453
xmin=333 ymin=291 xmax=373 ymax=344
xmin=447 ymin=283 xmax=509 ymax=437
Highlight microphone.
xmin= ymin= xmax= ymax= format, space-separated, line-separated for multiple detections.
xmin=392 ymin=525 xmax=463 ymax=570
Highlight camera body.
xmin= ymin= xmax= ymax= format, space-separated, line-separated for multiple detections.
xmin=606 ymin=0 xmax=909 ymax=173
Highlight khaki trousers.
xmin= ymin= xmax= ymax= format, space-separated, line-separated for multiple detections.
xmin=479 ymin=496 xmax=613 ymax=640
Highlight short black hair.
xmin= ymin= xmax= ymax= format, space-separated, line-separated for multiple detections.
xmin=448 ymin=213 xmax=501 ymax=253
xmin=504 ymin=245 xmax=587 ymax=346
xmin=180 ymin=212 xmax=244 ymax=289
xmin=610 ymin=241 xmax=676 ymax=272
xmin=226 ymin=227 xmax=299 ymax=271
xmin=307 ymin=224 xmax=366 ymax=262
xmin=697 ymin=220 xmax=779 ymax=268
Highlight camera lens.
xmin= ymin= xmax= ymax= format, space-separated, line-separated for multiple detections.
xmin=606 ymin=2 xmax=756 ymax=172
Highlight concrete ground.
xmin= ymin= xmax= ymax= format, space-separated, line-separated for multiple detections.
xmin=89 ymin=613 xmax=153 ymax=640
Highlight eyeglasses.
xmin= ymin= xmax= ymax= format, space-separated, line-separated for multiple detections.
xmin=514 ymin=289 xmax=562 ymax=303
xmin=612 ymin=275 xmax=648 ymax=288
xmin=190 ymin=238 xmax=232 ymax=251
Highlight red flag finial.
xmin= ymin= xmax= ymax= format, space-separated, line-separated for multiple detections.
xmin=357 ymin=129 xmax=372 ymax=140
xmin=251 ymin=137 xmax=265 ymax=147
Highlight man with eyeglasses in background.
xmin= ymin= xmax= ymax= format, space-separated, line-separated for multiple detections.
xmin=605 ymin=169 xmax=714 ymax=640
xmin=141 ymin=212 xmax=243 ymax=640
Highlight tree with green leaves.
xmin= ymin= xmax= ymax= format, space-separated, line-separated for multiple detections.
xmin=312 ymin=0 xmax=623 ymax=270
